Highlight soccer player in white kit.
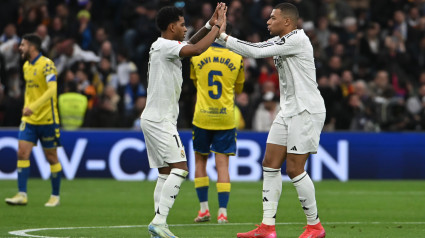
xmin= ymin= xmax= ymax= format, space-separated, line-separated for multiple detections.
xmin=140 ymin=3 xmax=227 ymax=238
xmin=217 ymin=3 xmax=326 ymax=238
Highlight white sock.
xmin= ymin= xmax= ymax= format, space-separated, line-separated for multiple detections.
xmin=200 ymin=201 xmax=209 ymax=213
xmin=218 ymin=207 xmax=227 ymax=217
xmin=154 ymin=174 xmax=169 ymax=213
xmin=292 ymin=171 xmax=320 ymax=225
xmin=262 ymin=167 xmax=282 ymax=226
xmin=152 ymin=168 xmax=188 ymax=225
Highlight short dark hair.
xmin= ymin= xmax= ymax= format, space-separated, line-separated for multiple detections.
xmin=22 ymin=33 xmax=42 ymax=52
xmin=156 ymin=6 xmax=184 ymax=32
xmin=274 ymin=3 xmax=299 ymax=23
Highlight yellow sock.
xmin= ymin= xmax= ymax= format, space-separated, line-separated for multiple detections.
xmin=217 ymin=183 xmax=231 ymax=208
xmin=217 ymin=183 xmax=231 ymax=193
xmin=50 ymin=163 xmax=62 ymax=173
xmin=194 ymin=176 xmax=209 ymax=188
xmin=17 ymin=160 xmax=30 ymax=168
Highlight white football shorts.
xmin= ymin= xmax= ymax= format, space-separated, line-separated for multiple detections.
xmin=140 ymin=118 xmax=187 ymax=168
xmin=266 ymin=110 xmax=325 ymax=154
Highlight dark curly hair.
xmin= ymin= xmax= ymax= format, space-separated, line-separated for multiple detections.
xmin=22 ymin=33 xmax=42 ymax=52
xmin=156 ymin=6 xmax=184 ymax=32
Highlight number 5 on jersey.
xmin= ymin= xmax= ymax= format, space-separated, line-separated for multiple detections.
xmin=208 ymin=70 xmax=222 ymax=99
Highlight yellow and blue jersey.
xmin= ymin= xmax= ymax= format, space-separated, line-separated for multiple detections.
xmin=22 ymin=53 xmax=59 ymax=125
xmin=190 ymin=43 xmax=245 ymax=130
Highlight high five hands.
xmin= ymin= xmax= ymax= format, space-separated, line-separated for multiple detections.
xmin=209 ymin=2 xmax=227 ymax=35
xmin=215 ymin=3 xmax=227 ymax=29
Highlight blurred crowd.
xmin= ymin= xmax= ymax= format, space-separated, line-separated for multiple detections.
xmin=1 ymin=0 xmax=425 ymax=132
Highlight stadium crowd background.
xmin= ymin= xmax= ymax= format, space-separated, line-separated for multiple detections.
xmin=1 ymin=0 xmax=425 ymax=132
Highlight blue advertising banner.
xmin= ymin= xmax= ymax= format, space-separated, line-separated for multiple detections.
xmin=0 ymin=129 xmax=424 ymax=180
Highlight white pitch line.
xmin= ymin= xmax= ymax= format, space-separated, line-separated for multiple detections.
xmin=320 ymin=191 xmax=425 ymax=195
xmin=9 ymin=222 xmax=425 ymax=238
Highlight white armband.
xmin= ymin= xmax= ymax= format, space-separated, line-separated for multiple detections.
xmin=205 ymin=21 xmax=212 ymax=30
xmin=219 ymin=33 xmax=228 ymax=41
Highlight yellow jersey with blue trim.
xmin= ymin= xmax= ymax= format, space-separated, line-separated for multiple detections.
xmin=22 ymin=54 xmax=59 ymax=125
xmin=190 ymin=44 xmax=245 ymax=130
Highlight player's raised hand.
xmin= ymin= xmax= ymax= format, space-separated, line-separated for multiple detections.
xmin=216 ymin=3 xmax=227 ymax=28
xmin=218 ymin=18 xmax=227 ymax=36
xmin=208 ymin=2 xmax=222 ymax=27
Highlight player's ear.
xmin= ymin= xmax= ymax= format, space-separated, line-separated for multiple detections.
xmin=28 ymin=43 xmax=35 ymax=52
xmin=169 ymin=22 xmax=176 ymax=33
xmin=285 ymin=17 xmax=291 ymax=26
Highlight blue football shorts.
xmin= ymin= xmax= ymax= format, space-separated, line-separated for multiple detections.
xmin=192 ymin=125 xmax=236 ymax=155
xmin=18 ymin=121 xmax=61 ymax=149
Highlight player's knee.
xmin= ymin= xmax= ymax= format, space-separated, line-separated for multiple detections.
xmin=17 ymin=149 xmax=30 ymax=160
xmin=262 ymin=159 xmax=270 ymax=167
xmin=262 ymin=157 xmax=277 ymax=168
xmin=216 ymin=164 xmax=229 ymax=174
xmin=286 ymin=167 xmax=303 ymax=179
xmin=46 ymin=157 xmax=59 ymax=165
xmin=195 ymin=159 xmax=208 ymax=169
xmin=171 ymin=168 xmax=189 ymax=178
xmin=44 ymin=152 xmax=59 ymax=164
xmin=158 ymin=167 xmax=171 ymax=175
xmin=286 ymin=168 xmax=295 ymax=178
xmin=170 ymin=161 xmax=189 ymax=171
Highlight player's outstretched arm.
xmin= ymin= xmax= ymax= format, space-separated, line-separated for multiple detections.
xmin=180 ymin=4 xmax=227 ymax=57
xmin=217 ymin=25 xmax=299 ymax=59
xmin=188 ymin=3 xmax=221 ymax=45
xmin=219 ymin=36 xmax=285 ymax=59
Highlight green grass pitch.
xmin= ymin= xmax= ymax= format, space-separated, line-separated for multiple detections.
xmin=1 ymin=179 xmax=424 ymax=237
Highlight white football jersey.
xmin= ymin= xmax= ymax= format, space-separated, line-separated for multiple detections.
xmin=225 ymin=29 xmax=326 ymax=117
xmin=141 ymin=37 xmax=188 ymax=124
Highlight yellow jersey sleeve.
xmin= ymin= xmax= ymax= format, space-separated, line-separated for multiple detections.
xmin=191 ymin=46 xmax=245 ymax=130
xmin=235 ymin=59 xmax=245 ymax=94
xmin=22 ymin=55 xmax=60 ymax=125
xmin=190 ymin=59 xmax=197 ymax=88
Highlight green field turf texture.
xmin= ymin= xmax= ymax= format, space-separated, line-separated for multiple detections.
xmin=1 ymin=179 xmax=424 ymax=238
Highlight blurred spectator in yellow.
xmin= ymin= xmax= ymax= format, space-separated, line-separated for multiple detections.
xmin=59 ymin=80 xmax=88 ymax=130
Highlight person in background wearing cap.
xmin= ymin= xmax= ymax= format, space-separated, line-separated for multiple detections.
xmin=76 ymin=9 xmax=92 ymax=50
